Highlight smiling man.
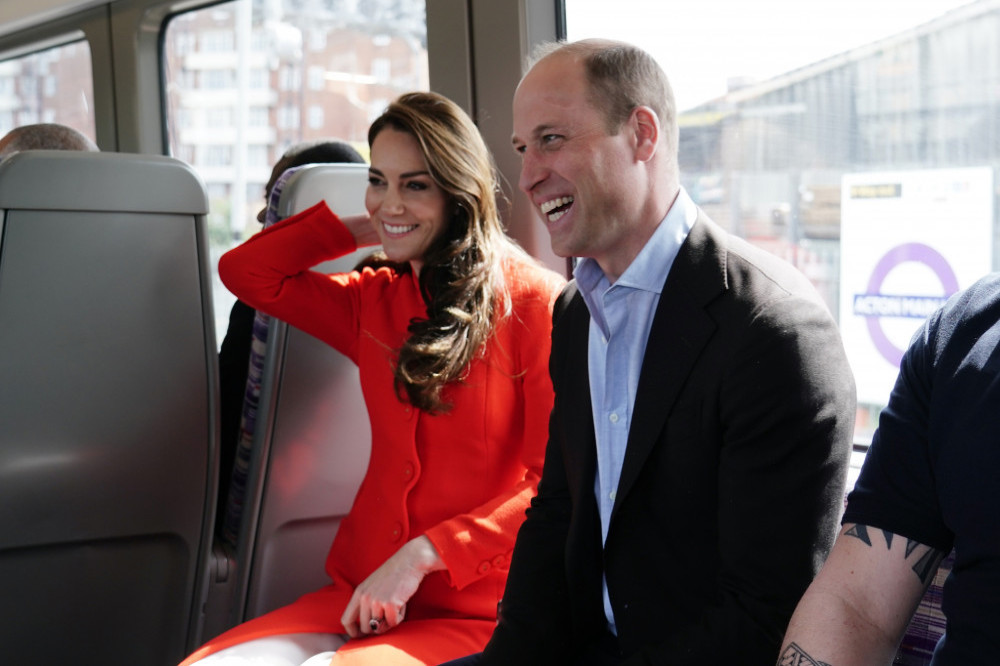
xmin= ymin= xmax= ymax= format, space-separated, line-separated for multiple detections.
xmin=445 ymin=39 xmax=858 ymax=665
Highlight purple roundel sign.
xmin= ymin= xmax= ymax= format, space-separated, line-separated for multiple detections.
xmin=853 ymin=242 xmax=958 ymax=366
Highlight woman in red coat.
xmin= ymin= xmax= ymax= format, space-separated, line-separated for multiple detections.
xmin=180 ymin=92 xmax=565 ymax=666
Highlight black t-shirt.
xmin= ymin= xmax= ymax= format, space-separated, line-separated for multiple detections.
xmin=845 ymin=273 xmax=1000 ymax=665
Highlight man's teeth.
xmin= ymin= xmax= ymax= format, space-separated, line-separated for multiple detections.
xmin=385 ymin=223 xmax=417 ymax=234
xmin=540 ymin=196 xmax=574 ymax=222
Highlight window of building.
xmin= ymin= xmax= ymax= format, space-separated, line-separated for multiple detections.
xmin=250 ymin=68 xmax=269 ymax=89
xmin=201 ymin=69 xmax=234 ymax=89
xmin=175 ymin=32 xmax=197 ymax=56
xmin=247 ymin=144 xmax=268 ymax=167
xmin=308 ymin=105 xmax=324 ymax=130
xmin=206 ymin=107 xmax=233 ymax=127
xmin=0 ymin=39 xmax=96 ymax=142
xmin=307 ymin=65 xmax=325 ymax=91
xmin=279 ymin=65 xmax=301 ymax=91
xmin=371 ymin=57 xmax=390 ymax=83
xmin=249 ymin=106 xmax=269 ymax=127
xmin=277 ymin=105 xmax=300 ymax=130
xmin=200 ymin=30 xmax=235 ymax=53
xmin=201 ymin=144 xmax=233 ymax=166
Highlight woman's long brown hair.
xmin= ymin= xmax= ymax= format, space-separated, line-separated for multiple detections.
xmin=364 ymin=91 xmax=526 ymax=413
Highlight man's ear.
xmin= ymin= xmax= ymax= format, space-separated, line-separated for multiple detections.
xmin=631 ymin=106 xmax=660 ymax=162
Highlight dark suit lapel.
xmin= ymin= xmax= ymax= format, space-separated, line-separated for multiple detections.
xmin=555 ymin=287 xmax=599 ymax=497
xmin=611 ymin=215 xmax=725 ymax=523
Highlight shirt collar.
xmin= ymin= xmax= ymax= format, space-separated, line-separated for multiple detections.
xmin=574 ymin=186 xmax=698 ymax=296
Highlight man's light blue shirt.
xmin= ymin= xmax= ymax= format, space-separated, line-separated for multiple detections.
xmin=573 ymin=187 xmax=697 ymax=635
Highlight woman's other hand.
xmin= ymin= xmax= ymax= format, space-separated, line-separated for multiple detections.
xmin=341 ymin=535 xmax=444 ymax=638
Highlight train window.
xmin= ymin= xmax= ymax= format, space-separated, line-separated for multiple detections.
xmin=565 ymin=0 xmax=993 ymax=471
xmin=0 ymin=39 xmax=95 ymax=140
xmin=163 ymin=0 xmax=429 ymax=346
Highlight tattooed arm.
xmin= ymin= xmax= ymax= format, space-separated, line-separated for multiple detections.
xmin=776 ymin=523 xmax=945 ymax=666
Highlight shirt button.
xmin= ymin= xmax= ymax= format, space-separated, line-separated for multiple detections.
xmin=609 ymin=413 xmax=619 ymax=424
xmin=492 ymin=555 xmax=506 ymax=567
xmin=609 ymin=490 xmax=616 ymax=501
xmin=391 ymin=522 xmax=403 ymax=542
xmin=477 ymin=561 xmax=491 ymax=574
xmin=403 ymin=463 xmax=414 ymax=479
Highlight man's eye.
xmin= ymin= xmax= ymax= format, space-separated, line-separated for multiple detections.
xmin=367 ymin=176 xmax=384 ymax=186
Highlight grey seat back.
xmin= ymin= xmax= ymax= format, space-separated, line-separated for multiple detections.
xmin=0 ymin=151 xmax=216 ymax=665
xmin=231 ymin=163 xmax=373 ymax=620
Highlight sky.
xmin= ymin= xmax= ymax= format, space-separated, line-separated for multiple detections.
xmin=565 ymin=0 xmax=980 ymax=110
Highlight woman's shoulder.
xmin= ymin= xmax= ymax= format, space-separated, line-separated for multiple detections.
xmin=501 ymin=252 xmax=567 ymax=309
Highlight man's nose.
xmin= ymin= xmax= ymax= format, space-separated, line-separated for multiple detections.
xmin=518 ymin=148 xmax=545 ymax=195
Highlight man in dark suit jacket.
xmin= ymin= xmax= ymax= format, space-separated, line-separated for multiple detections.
xmin=446 ymin=39 xmax=857 ymax=665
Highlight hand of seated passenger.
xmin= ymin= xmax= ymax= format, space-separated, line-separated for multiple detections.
xmin=341 ymin=535 xmax=445 ymax=638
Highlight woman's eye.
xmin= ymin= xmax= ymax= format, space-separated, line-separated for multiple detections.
xmin=406 ymin=181 xmax=428 ymax=191
xmin=367 ymin=176 xmax=384 ymax=186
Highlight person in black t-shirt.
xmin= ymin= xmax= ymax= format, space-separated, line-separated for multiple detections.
xmin=779 ymin=273 xmax=1000 ymax=666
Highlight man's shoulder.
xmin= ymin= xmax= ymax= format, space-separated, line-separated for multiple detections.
xmin=676 ymin=212 xmax=818 ymax=304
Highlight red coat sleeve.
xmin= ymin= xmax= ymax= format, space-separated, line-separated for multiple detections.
xmin=218 ymin=201 xmax=364 ymax=361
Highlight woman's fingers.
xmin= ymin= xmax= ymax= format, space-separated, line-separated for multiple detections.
xmin=367 ymin=602 xmax=405 ymax=634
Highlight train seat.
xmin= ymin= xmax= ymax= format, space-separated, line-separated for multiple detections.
xmin=0 ymin=150 xmax=216 ymax=665
xmin=894 ymin=549 xmax=955 ymax=665
xmin=197 ymin=162 xmax=372 ymax=638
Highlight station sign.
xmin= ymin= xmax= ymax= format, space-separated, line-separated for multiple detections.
xmin=840 ymin=167 xmax=993 ymax=405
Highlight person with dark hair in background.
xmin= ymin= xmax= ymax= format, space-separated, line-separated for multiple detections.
xmin=0 ymin=122 xmax=98 ymax=158
xmin=445 ymin=38 xmax=856 ymax=665
xmin=216 ymin=139 xmax=366 ymax=536
xmin=181 ymin=92 xmax=565 ymax=666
